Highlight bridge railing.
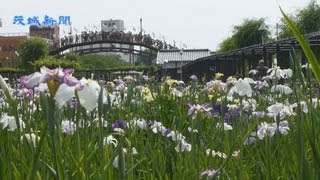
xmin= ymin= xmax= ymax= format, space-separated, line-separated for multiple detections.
xmin=50 ymin=30 xmax=179 ymax=54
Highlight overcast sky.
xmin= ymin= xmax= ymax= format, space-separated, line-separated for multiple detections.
xmin=0 ymin=0 xmax=317 ymax=51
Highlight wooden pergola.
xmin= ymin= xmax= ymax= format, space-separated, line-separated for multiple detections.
xmin=183 ymin=31 xmax=320 ymax=80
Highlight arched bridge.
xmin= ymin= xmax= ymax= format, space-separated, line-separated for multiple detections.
xmin=49 ymin=31 xmax=178 ymax=57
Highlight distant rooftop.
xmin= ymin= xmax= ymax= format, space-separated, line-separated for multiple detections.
xmin=156 ymin=49 xmax=211 ymax=63
xmin=0 ymin=32 xmax=29 ymax=37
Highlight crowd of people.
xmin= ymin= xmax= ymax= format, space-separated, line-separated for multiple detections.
xmin=56 ymin=30 xmax=178 ymax=50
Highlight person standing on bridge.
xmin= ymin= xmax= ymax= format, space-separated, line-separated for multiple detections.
xmin=75 ymin=34 xmax=79 ymax=43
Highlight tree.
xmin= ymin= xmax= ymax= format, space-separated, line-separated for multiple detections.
xmin=279 ymin=0 xmax=320 ymax=38
xmin=136 ymin=49 xmax=156 ymax=66
xmin=78 ymin=54 xmax=132 ymax=69
xmin=297 ymin=1 xmax=320 ymax=33
xmin=218 ymin=18 xmax=270 ymax=52
xmin=218 ymin=37 xmax=237 ymax=53
xmin=277 ymin=16 xmax=296 ymax=39
xmin=64 ymin=52 xmax=80 ymax=61
xmin=18 ymin=37 xmax=49 ymax=70
xmin=278 ymin=1 xmax=320 ymax=61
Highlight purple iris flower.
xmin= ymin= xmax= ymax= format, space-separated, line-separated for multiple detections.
xmin=112 ymin=119 xmax=128 ymax=129
xmin=148 ymin=121 xmax=155 ymax=127
xmin=71 ymin=97 xmax=78 ymax=108
xmin=213 ymin=104 xmax=222 ymax=116
xmin=187 ymin=103 xmax=213 ymax=117
xmin=19 ymin=66 xmax=83 ymax=90
xmin=224 ymin=113 xmax=232 ymax=123
xmin=232 ymin=107 xmax=241 ymax=117
xmin=164 ymin=129 xmax=172 ymax=136
xmin=224 ymin=107 xmax=241 ymax=124
xmin=19 ymin=72 xmax=51 ymax=89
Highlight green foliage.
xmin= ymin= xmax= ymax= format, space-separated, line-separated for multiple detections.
xmin=1 ymin=55 xmax=320 ymax=178
xmin=297 ymin=1 xmax=320 ymax=33
xmin=17 ymin=51 xmax=156 ymax=77
xmin=218 ymin=18 xmax=270 ymax=52
xmin=278 ymin=15 xmax=297 ymax=39
xmin=64 ymin=52 xmax=80 ymax=62
xmin=279 ymin=0 xmax=320 ymax=38
xmin=0 ymin=68 xmax=24 ymax=73
xmin=277 ymin=1 xmax=320 ymax=65
xmin=18 ymin=37 xmax=49 ymax=70
xmin=281 ymin=7 xmax=320 ymax=85
xmin=218 ymin=37 xmax=237 ymax=53
xmin=280 ymin=7 xmax=320 ymax=178
xmin=0 ymin=68 xmax=25 ymax=80
xmin=32 ymin=56 xmax=81 ymax=70
xmin=78 ymin=54 xmax=132 ymax=69
xmin=136 ymin=49 xmax=156 ymax=66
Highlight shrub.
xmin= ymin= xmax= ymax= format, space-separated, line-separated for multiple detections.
xmin=32 ymin=56 xmax=81 ymax=70
xmin=78 ymin=54 xmax=132 ymax=69
xmin=18 ymin=37 xmax=49 ymax=70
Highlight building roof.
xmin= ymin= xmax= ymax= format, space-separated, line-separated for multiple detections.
xmin=156 ymin=49 xmax=210 ymax=63
xmin=184 ymin=30 xmax=320 ymax=68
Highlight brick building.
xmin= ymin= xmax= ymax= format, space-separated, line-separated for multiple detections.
xmin=0 ymin=34 xmax=27 ymax=67
xmin=0 ymin=25 xmax=60 ymax=67
xmin=29 ymin=25 xmax=60 ymax=44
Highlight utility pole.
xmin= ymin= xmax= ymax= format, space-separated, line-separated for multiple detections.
xmin=140 ymin=18 xmax=142 ymax=34
xmin=139 ymin=18 xmax=143 ymax=65
xmin=180 ymin=49 xmax=183 ymax=81
xmin=276 ymin=23 xmax=279 ymax=40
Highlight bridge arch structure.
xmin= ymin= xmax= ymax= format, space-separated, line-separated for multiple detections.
xmin=48 ymin=31 xmax=177 ymax=63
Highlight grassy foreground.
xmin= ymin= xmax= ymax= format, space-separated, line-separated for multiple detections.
xmin=0 ymin=59 xmax=319 ymax=179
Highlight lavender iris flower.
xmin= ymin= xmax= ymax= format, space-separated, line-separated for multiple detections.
xmin=200 ymin=168 xmax=219 ymax=178
xmin=71 ymin=97 xmax=78 ymax=108
xmin=112 ymin=119 xmax=128 ymax=130
xmin=187 ymin=103 xmax=213 ymax=118
xmin=213 ymin=104 xmax=222 ymax=116
xmin=20 ymin=66 xmax=82 ymax=90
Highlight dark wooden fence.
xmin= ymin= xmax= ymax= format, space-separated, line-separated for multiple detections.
xmin=0 ymin=68 xmax=154 ymax=83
